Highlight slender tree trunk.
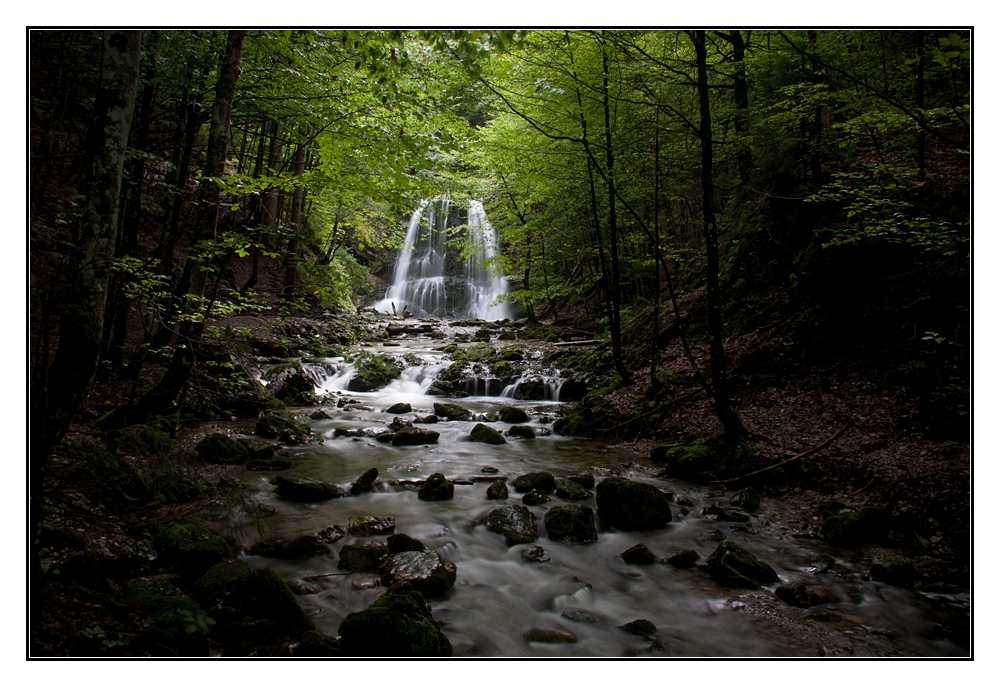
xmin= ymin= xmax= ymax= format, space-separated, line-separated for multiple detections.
xmin=284 ymin=130 xmax=308 ymax=295
xmin=693 ymin=30 xmax=744 ymax=437
xmin=915 ymin=31 xmax=926 ymax=185
xmin=730 ymin=30 xmax=752 ymax=188
xmin=32 ymin=30 xmax=142 ymax=458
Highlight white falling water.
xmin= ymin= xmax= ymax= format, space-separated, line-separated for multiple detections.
xmin=372 ymin=199 xmax=511 ymax=320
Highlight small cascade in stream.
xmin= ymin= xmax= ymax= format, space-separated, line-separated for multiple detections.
xmin=501 ymin=369 xmax=566 ymax=401
xmin=372 ymin=199 xmax=511 ymax=320
xmin=301 ymin=360 xmax=356 ymax=392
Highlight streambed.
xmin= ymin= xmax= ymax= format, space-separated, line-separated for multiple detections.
xmin=217 ymin=334 xmax=966 ymax=657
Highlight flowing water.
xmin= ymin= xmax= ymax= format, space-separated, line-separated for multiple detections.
xmin=221 ymin=334 xmax=967 ymax=658
xmin=372 ymin=200 xmax=511 ymax=320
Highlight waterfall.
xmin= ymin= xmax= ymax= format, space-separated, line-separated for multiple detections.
xmin=372 ymin=199 xmax=511 ymax=320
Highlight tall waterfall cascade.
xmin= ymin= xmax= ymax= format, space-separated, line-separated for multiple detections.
xmin=372 ymin=199 xmax=512 ymax=320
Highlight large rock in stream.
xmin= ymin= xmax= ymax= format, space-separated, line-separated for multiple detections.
xmin=391 ymin=426 xmax=440 ymax=447
xmin=486 ymin=505 xmax=538 ymax=545
xmin=274 ymin=475 xmax=344 ymax=502
xmin=256 ymin=410 xmax=311 ymax=444
xmin=433 ymin=402 xmax=472 ymax=420
xmin=595 ymin=477 xmax=672 ymax=530
xmin=337 ymin=582 xmax=452 ymax=657
xmin=380 ymin=551 xmax=457 ymax=598
xmin=704 ymin=541 xmax=779 ymax=589
xmin=544 ymin=505 xmax=598 ymax=543
xmin=338 ymin=542 xmax=390 ymax=572
xmin=512 ymin=471 xmax=556 ymax=494
xmin=470 ymin=423 xmax=506 ymax=444
xmin=350 ymin=468 xmax=379 ymax=495
xmin=195 ymin=433 xmax=249 ymax=464
xmin=418 ymin=473 xmax=454 ymax=501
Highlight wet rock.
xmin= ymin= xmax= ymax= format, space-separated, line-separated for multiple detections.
xmin=561 ymin=607 xmax=604 ymax=623
xmin=666 ymin=549 xmax=700 ymax=568
xmin=194 ymin=561 xmax=313 ymax=636
xmin=286 ymin=580 xmax=320 ymax=595
xmin=294 ymin=630 xmax=340 ymax=657
xmin=521 ymin=545 xmax=550 ymax=563
xmin=358 ymin=426 xmax=391 ymax=438
xmin=413 ymin=415 xmax=439 ymax=424
xmin=338 ymin=582 xmax=453 ymax=657
xmin=125 ymin=575 xmax=213 ymax=655
xmin=775 ymin=583 xmax=837 ymax=607
xmin=256 ymin=410 xmax=311 ymax=444
xmin=524 ymin=627 xmax=577 ymax=644
xmin=512 ymin=471 xmax=556 ymax=493
xmin=545 ymin=505 xmax=598 ymax=543
xmin=334 ymin=427 xmax=357 ymax=438
xmin=618 ymin=619 xmax=657 ymax=638
xmin=238 ymin=438 xmax=277 ymax=461
xmin=317 ymin=524 xmax=347 ymax=543
xmin=274 ymin=475 xmax=344 ymax=502
xmin=350 ymin=467 xmax=379 ymax=495
xmin=388 ymin=416 xmax=413 ymax=433
xmin=418 ymin=473 xmax=454 ymax=501
xmin=567 ymin=472 xmax=595 ymax=489
xmin=703 ymin=528 xmax=726 ymax=542
xmin=595 ymin=477 xmax=672 ymax=530
xmin=347 ymin=352 xmax=402 ymax=393
xmin=486 ymin=505 xmax=538 ymax=545
xmin=263 ymin=362 xmax=317 ymax=405
xmin=380 ymin=551 xmax=457 ymax=598
xmin=391 ymin=427 xmax=440 ymax=447
xmin=499 ymin=406 xmax=529 ymax=424
xmin=674 ymin=494 xmax=696 ymax=507
xmin=486 ymin=479 xmax=508 ymax=500
xmin=730 ymin=487 xmax=761 ymax=512
xmin=433 ymin=402 xmax=472 ymax=421
xmin=309 ymin=409 xmax=332 ymax=420
xmin=375 ymin=433 xmax=395 ymax=443
xmin=470 ymin=423 xmax=507 ymax=444
xmin=481 ymin=465 xmax=499 ymax=473
xmin=507 ymin=425 xmax=536 ymax=439
xmin=704 ymin=541 xmax=779 ymax=589
xmin=522 ymin=489 xmax=549 ymax=506
xmin=338 ymin=542 xmax=390 ymax=572
xmin=870 ymin=558 xmax=922 ymax=587
xmin=385 ymin=402 xmax=412 ymax=414
xmin=154 ymin=521 xmax=233 ymax=577
xmin=349 ymin=516 xmax=396 ymax=537
xmin=620 ymin=543 xmax=657 ymax=565
xmin=195 ymin=433 xmax=249 ymax=464
xmin=704 ymin=503 xmax=751 ymax=522
xmin=247 ymin=458 xmax=292 ymax=471
xmin=387 ymin=533 xmax=426 ymax=554
xmin=248 ymin=535 xmax=331 ymax=559
xmin=555 ymin=479 xmax=593 ymax=501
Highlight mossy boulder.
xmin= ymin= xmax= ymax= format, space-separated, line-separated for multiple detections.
xmin=618 ymin=619 xmax=657 ymax=638
xmin=126 ymin=575 xmax=213 ymax=655
xmin=544 ymin=505 xmax=598 ymax=544
xmin=730 ymin=487 xmax=761 ymax=512
xmin=274 ymin=475 xmax=344 ymax=502
xmin=666 ymin=549 xmax=700 ymax=568
xmin=154 ymin=521 xmax=233 ymax=577
xmin=486 ymin=478 xmax=508 ymax=500
xmin=512 ymin=471 xmax=556 ymax=494
xmin=486 ymin=505 xmax=538 ymax=545
xmin=256 ymin=410 xmax=311 ymax=444
xmin=620 ymin=543 xmax=657 ymax=564
xmin=350 ymin=467 xmax=379 ymax=495
xmin=507 ymin=425 xmax=536 ymax=439
xmin=595 ymin=477 xmax=671 ymax=530
xmin=499 ymin=406 xmax=529 ymax=424
xmin=195 ymin=433 xmax=249 ymax=464
xmin=347 ymin=352 xmax=401 ymax=392
xmin=262 ymin=363 xmax=316 ymax=405
xmin=385 ymin=402 xmax=412 ymax=414
xmin=337 ymin=582 xmax=453 ymax=657
xmin=349 ymin=516 xmax=396 ymax=536
xmin=821 ymin=507 xmax=890 ymax=547
xmin=238 ymin=438 xmax=277 ymax=461
xmin=418 ymin=473 xmax=454 ymax=501
xmin=656 ymin=436 xmax=759 ymax=484
xmin=567 ymin=472 xmax=595 ymax=489
xmin=391 ymin=427 xmax=440 ymax=447
xmin=387 ymin=533 xmax=426 ymax=554
xmin=470 ymin=423 xmax=506 ymax=444
xmin=433 ymin=402 xmax=472 ymax=420
xmin=552 ymin=395 xmax=611 ymax=438
xmin=243 ymin=567 xmax=314 ymax=635
xmin=294 ymin=630 xmax=341 ymax=657
xmin=555 ymin=479 xmax=593 ymax=501
xmin=704 ymin=541 xmax=779 ymax=589
xmin=338 ymin=542 xmax=390 ymax=572
xmin=380 ymin=551 xmax=457 ymax=598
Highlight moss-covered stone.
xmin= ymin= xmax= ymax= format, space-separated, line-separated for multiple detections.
xmin=821 ymin=507 xmax=889 ymax=547
xmin=337 ymin=582 xmax=452 ymax=657
xmin=273 ymin=475 xmax=344 ymax=502
xmin=498 ymin=406 xmax=529 ymax=424
xmin=666 ymin=549 xmax=700 ymax=568
xmin=618 ymin=619 xmax=657 ymax=638
xmin=347 ymin=352 xmax=402 ymax=392
xmin=595 ymin=477 xmax=672 ymax=530
xmin=350 ymin=468 xmax=379 ymax=495
xmin=486 ymin=505 xmax=538 ymax=545
xmin=380 ymin=551 xmax=457 ymax=598
xmin=154 ymin=521 xmax=233 ymax=577
xmin=417 ymin=472 xmax=454 ymax=501
xmin=262 ymin=363 xmax=317 ymax=405
xmin=433 ymin=402 xmax=472 ymax=420
xmin=194 ymin=433 xmax=249 ymax=464
xmin=512 ymin=471 xmax=556 ymax=493
xmin=544 ymin=505 xmax=597 ymax=543
xmin=567 ymin=472 xmax=595 ymax=489
xmin=294 ymin=630 xmax=341 ymax=657
xmin=704 ymin=541 xmax=779 ymax=589
xmin=657 ymin=435 xmax=760 ymax=484
xmin=555 ymin=479 xmax=592 ymax=501
xmin=486 ymin=478 xmax=508 ymax=500
xmin=620 ymin=543 xmax=656 ymax=564
xmin=243 ymin=567 xmax=314 ymax=635
xmin=470 ymin=423 xmax=506 ymax=444
xmin=256 ymin=409 xmax=311 ymax=444
xmin=507 ymin=425 xmax=536 ymax=439
xmin=387 ymin=533 xmax=426 ymax=554
xmin=552 ymin=394 xmax=612 ymax=438
xmin=391 ymin=426 xmax=440 ymax=446
xmin=126 ymin=575 xmax=213 ymax=655
xmin=338 ymin=542 xmax=390 ymax=572
xmin=385 ymin=402 xmax=412 ymax=414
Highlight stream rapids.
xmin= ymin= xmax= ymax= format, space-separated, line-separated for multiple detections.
xmin=218 ymin=328 xmax=966 ymax=658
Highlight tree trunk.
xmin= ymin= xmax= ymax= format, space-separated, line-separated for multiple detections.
xmin=32 ymin=30 xmax=142 ymax=458
xmin=730 ymin=30 xmax=752 ymax=188
xmin=284 ymin=130 xmax=308 ymax=295
xmin=693 ymin=29 xmax=744 ymax=438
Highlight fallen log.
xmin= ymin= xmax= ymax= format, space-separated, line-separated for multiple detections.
xmin=551 ymin=339 xmax=600 ymax=347
xmin=386 ymin=324 xmax=434 ymax=336
xmin=712 ymin=423 xmax=851 ymax=486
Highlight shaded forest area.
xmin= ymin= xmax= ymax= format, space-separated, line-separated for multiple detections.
xmin=29 ymin=29 xmax=969 ymax=657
